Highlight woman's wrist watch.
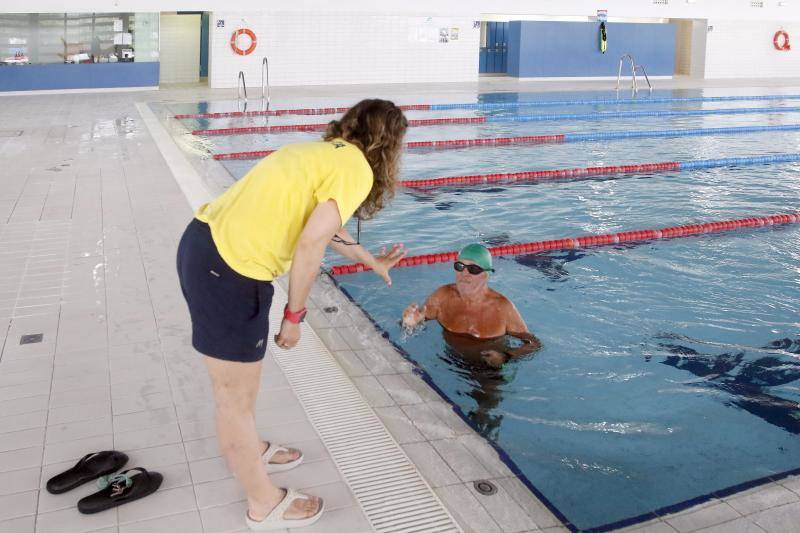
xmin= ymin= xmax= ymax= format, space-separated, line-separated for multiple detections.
xmin=283 ymin=304 xmax=307 ymax=324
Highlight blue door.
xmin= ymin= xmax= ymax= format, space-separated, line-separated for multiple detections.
xmin=479 ymin=22 xmax=508 ymax=74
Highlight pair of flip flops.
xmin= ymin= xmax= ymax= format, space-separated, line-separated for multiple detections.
xmin=247 ymin=443 xmax=324 ymax=530
xmin=46 ymin=451 xmax=163 ymax=514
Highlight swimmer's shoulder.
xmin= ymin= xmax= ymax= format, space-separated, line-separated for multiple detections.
xmin=487 ymin=287 xmax=512 ymax=305
xmin=432 ymin=284 xmax=457 ymax=297
xmin=427 ymin=284 xmax=457 ymax=307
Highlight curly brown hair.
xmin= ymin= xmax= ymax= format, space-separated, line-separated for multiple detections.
xmin=323 ymin=99 xmax=408 ymax=219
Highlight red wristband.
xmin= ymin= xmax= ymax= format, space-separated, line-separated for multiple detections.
xmin=283 ymin=304 xmax=307 ymax=324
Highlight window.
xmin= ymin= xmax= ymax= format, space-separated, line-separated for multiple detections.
xmin=0 ymin=13 xmax=159 ymax=66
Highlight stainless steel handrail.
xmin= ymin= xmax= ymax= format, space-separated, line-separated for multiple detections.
xmin=237 ymin=71 xmax=247 ymax=102
xmin=616 ymin=54 xmax=637 ymax=93
xmin=261 ymin=57 xmax=270 ymax=108
xmin=636 ymin=64 xmax=653 ymax=92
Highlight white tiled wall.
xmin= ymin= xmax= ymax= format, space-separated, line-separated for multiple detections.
xmin=208 ymin=12 xmax=480 ymax=88
xmin=159 ymin=13 xmax=201 ymax=84
xmin=705 ymin=20 xmax=800 ymax=78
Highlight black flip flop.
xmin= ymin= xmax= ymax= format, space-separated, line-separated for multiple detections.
xmin=77 ymin=467 xmax=163 ymax=514
xmin=46 ymin=451 xmax=129 ymax=494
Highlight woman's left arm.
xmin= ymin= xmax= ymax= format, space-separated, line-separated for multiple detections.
xmin=329 ymin=227 xmax=406 ymax=286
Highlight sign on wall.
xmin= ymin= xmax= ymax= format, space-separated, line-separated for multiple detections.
xmin=409 ymin=17 xmax=465 ymax=44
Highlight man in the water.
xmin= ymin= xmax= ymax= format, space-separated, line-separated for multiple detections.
xmin=402 ymin=243 xmax=541 ymax=367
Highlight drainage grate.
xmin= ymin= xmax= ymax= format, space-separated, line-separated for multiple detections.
xmin=269 ymin=286 xmax=461 ymax=532
xmin=0 ymin=130 xmax=23 ymax=137
xmin=20 ymin=333 xmax=43 ymax=345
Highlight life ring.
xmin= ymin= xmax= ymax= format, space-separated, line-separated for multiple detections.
xmin=230 ymin=28 xmax=257 ymax=56
xmin=774 ymin=30 xmax=790 ymax=51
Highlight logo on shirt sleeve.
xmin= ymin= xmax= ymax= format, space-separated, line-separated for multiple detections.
xmin=332 ymin=141 xmax=345 ymax=149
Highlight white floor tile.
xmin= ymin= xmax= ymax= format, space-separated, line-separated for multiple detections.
xmin=35 ymin=505 xmax=117 ymax=533
xmin=0 ymin=491 xmax=38 ymax=522
xmin=118 ymin=510 xmax=202 ymax=533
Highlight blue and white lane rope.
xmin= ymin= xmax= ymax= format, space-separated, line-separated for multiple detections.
xmin=562 ymin=123 xmax=800 ymax=142
xmin=429 ymin=94 xmax=800 ymax=110
xmin=483 ymin=106 xmax=800 ymax=123
xmin=678 ymin=153 xmax=800 ymax=170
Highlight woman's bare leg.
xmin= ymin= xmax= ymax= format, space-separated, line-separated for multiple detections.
xmin=205 ymin=356 xmax=321 ymax=521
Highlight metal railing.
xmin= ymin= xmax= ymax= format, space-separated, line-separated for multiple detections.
xmin=616 ymin=54 xmax=652 ymax=94
xmin=261 ymin=57 xmax=270 ymax=108
xmin=237 ymin=70 xmax=248 ymax=102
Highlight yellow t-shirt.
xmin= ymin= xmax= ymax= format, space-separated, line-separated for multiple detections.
xmin=195 ymin=138 xmax=373 ymax=281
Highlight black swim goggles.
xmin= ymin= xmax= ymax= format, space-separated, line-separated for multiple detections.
xmin=453 ymin=261 xmax=494 ymax=275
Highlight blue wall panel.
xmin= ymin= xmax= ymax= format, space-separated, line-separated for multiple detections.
xmin=200 ymin=13 xmax=210 ymax=78
xmin=507 ymin=21 xmax=676 ymax=78
xmin=507 ymin=22 xmax=522 ymax=77
xmin=0 ymin=63 xmax=160 ymax=92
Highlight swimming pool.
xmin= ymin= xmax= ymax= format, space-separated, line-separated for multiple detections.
xmin=173 ymin=89 xmax=800 ymax=531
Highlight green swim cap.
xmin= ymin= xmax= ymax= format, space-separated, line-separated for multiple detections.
xmin=457 ymin=243 xmax=493 ymax=273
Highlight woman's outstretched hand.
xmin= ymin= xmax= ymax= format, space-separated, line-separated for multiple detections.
xmin=372 ymin=243 xmax=406 ymax=286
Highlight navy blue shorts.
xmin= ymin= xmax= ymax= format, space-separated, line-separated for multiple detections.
xmin=176 ymin=219 xmax=274 ymax=363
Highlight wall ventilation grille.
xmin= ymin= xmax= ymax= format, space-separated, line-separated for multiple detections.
xmin=751 ymin=1 xmax=765 ymax=7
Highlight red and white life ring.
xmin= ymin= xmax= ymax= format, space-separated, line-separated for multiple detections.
xmin=774 ymin=30 xmax=791 ymax=51
xmin=230 ymin=28 xmax=257 ymax=55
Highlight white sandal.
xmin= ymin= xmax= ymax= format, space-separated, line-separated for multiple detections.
xmin=246 ymin=488 xmax=324 ymax=530
xmin=262 ymin=442 xmax=304 ymax=473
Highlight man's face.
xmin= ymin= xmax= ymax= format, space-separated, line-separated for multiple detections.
xmin=455 ymin=259 xmax=489 ymax=293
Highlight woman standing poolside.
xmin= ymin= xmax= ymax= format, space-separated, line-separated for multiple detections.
xmin=177 ymin=99 xmax=408 ymax=530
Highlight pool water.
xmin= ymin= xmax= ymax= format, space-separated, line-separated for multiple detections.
xmin=173 ymin=89 xmax=800 ymax=531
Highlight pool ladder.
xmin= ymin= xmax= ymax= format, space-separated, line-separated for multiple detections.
xmin=235 ymin=57 xmax=271 ymax=111
xmin=616 ymin=54 xmax=653 ymax=94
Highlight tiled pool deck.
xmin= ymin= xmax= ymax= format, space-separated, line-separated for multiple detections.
xmin=0 ymin=78 xmax=798 ymax=533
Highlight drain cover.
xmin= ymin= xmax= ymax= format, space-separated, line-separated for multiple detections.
xmin=323 ymin=306 xmax=338 ymax=313
xmin=20 ymin=333 xmax=43 ymax=345
xmin=474 ymin=480 xmax=497 ymax=495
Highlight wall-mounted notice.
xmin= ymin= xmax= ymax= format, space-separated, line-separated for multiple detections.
xmin=216 ymin=19 xmax=225 ymax=28
xmin=410 ymin=17 xmax=461 ymax=44
xmin=409 ymin=17 xmax=438 ymax=43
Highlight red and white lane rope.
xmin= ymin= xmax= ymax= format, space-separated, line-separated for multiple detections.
xmin=211 ymin=134 xmax=564 ymax=160
xmin=210 ymin=124 xmax=800 ymax=161
xmin=174 ymin=94 xmax=800 ymax=120
xmin=192 ymin=117 xmax=485 ymax=136
xmin=329 ymin=213 xmax=800 ymax=275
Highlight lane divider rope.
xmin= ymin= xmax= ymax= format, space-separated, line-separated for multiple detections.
xmin=400 ymin=153 xmax=800 ymax=188
xmin=192 ymin=106 xmax=800 ymax=136
xmin=174 ymin=94 xmax=800 ymax=119
xmin=211 ymin=124 xmax=800 ymax=161
xmin=329 ymin=213 xmax=800 ymax=275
